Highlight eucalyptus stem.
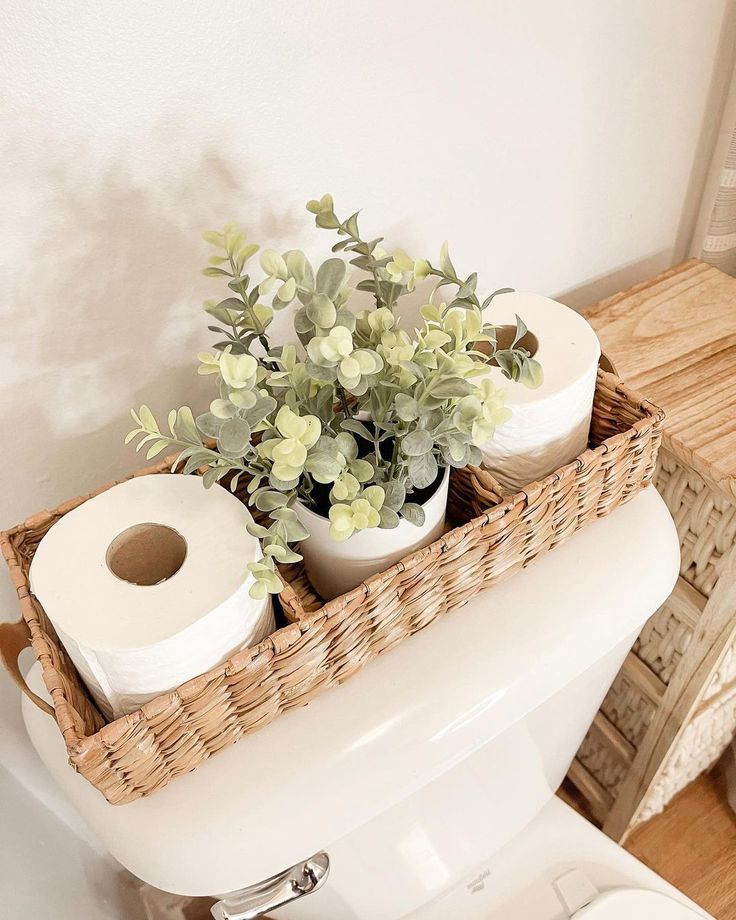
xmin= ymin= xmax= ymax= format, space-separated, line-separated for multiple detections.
xmin=336 ymin=383 xmax=352 ymax=418
xmin=227 ymin=253 xmax=272 ymax=356
xmin=337 ymin=218 xmax=387 ymax=310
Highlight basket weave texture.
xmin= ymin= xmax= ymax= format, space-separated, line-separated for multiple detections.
xmin=1 ymin=369 xmax=663 ymax=804
xmin=574 ymin=448 xmax=736 ymax=826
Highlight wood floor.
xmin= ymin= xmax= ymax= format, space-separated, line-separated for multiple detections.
xmin=624 ymin=767 xmax=736 ymax=919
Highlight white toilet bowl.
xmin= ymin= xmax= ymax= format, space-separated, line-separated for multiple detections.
xmin=408 ymin=796 xmax=707 ymax=918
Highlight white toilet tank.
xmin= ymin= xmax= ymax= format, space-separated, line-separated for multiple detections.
xmin=22 ymin=488 xmax=680 ymax=920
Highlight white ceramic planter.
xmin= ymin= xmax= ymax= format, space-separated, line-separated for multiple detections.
xmin=294 ymin=466 xmax=450 ymax=600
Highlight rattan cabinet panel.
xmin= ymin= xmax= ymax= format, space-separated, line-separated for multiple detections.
xmin=568 ymin=260 xmax=736 ymax=841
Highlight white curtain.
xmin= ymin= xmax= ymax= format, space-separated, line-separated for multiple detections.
xmin=694 ymin=66 xmax=736 ymax=274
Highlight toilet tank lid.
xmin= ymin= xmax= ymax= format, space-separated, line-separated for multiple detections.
xmin=23 ymin=487 xmax=679 ymax=896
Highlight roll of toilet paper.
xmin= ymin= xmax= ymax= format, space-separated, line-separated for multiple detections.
xmin=479 ymin=291 xmax=601 ymax=493
xmin=29 ymin=474 xmax=274 ymax=720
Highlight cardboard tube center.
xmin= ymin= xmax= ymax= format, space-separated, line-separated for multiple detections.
xmin=106 ymin=523 xmax=187 ymax=586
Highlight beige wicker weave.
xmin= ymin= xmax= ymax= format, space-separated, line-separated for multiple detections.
xmin=572 ymin=447 xmax=736 ymax=836
xmin=0 ymin=369 xmax=662 ymax=805
xmin=568 ymin=259 xmax=736 ymax=841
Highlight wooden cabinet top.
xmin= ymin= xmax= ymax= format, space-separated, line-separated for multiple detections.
xmin=582 ymin=259 xmax=736 ymax=498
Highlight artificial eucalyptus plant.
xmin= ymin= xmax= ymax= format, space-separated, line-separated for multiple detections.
xmin=127 ymin=195 xmax=542 ymax=598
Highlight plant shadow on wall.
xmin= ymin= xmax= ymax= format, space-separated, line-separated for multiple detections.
xmin=0 ymin=109 xmax=301 ymax=523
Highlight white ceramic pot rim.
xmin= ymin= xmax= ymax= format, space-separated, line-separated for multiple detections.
xmin=293 ymin=466 xmax=450 ymax=600
xmin=295 ymin=465 xmax=450 ymax=551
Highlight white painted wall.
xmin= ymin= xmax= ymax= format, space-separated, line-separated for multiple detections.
xmin=1 ymin=0 xmax=732 ymax=529
xmin=0 ymin=0 xmax=732 ymax=852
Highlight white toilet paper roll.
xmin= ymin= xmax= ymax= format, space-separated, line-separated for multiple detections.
xmin=479 ymin=291 xmax=601 ymax=493
xmin=30 ymin=474 xmax=275 ymax=719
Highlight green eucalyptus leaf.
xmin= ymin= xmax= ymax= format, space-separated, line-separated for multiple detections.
xmin=304 ymin=452 xmax=343 ymax=483
xmin=402 ymin=429 xmax=433 ymax=456
xmin=269 ymin=471 xmax=300 ymax=491
xmin=218 ymin=417 xmax=251 ymax=454
xmin=333 ymin=432 xmax=358 ymax=460
xmin=138 ymin=405 xmax=158 ymax=432
xmin=439 ymin=241 xmax=456 ymax=277
xmin=196 ymin=412 xmax=224 ymax=439
xmin=400 ymin=360 xmax=426 ymax=380
xmin=379 ymin=506 xmax=400 ymax=529
xmin=432 ymin=378 xmax=476 ymax=399
xmin=269 ymin=506 xmax=298 ymax=522
xmin=316 ymin=211 xmax=340 ymax=229
xmin=294 ymin=306 xmax=313 ymax=335
xmin=481 ymin=287 xmax=514 ymax=309
xmin=254 ymin=490 xmax=288 ymax=512
xmin=493 ymin=351 xmax=516 ymax=378
xmin=346 ymin=377 xmax=369 ymax=397
xmin=306 ymin=293 xmax=337 ymax=328
xmin=383 ymin=480 xmax=406 ymax=512
xmin=350 ymin=256 xmax=372 ymax=271
xmin=467 ymin=444 xmax=482 ymax=466
xmin=349 ymin=458 xmax=374 ymax=483
xmin=457 ymin=273 xmax=478 ymax=299
xmin=247 ymin=474 xmax=263 ymax=493
xmin=334 ymin=308 xmax=356 ymax=332
xmin=442 ymin=444 xmax=468 ymax=468
xmin=202 ymin=466 xmax=227 ymax=488
xmin=248 ymin=579 xmax=268 ymax=600
xmin=270 ymin=512 xmax=310 ymax=542
xmin=175 ymin=407 xmax=201 ymax=444
xmin=146 ymin=439 xmax=171 ymax=460
xmin=261 ymin=250 xmax=287 ymax=278
xmin=262 ymin=570 xmax=285 ymax=594
xmin=205 ymin=299 xmax=241 ymax=323
xmin=341 ymin=419 xmax=376 ymax=443
xmin=182 ymin=452 xmax=210 ymax=475
xmin=519 ymin=356 xmax=544 ymax=388
xmin=422 ymin=407 xmax=444 ymax=429
xmin=400 ymin=502 xmax=426 ymax=527
xmin=315 ymin=258 xmax=347 ymax=300
xmin=263 ymin=543 xmax=303 ymax=563
xmin=314 ymin=434 xmax=340 ymax=456
xmin=305 ymin=359 xmax=337 ymax=382
xmin=408 ymin=452 xmax=438 ymax=489
xmin=345 ymin=212 xmax=360 ymax=237
xmin=247 ymin=520 xmax=273 ymax=539
xmin=513 ymin=314 xmax=528 ymax=346
xmin=245 ymin=395 xmax=277 ymax=428
xmin=395 ymin=394 xmax=419 ymax=422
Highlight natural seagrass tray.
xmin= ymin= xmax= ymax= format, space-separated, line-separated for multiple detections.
xmin=0 ymin=368 xmax=663 ymax=804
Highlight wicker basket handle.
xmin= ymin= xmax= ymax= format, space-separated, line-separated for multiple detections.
xmin=599 ymin=352 xmax=618 ymax=375
xmin=0 ymin=618 xmax=55 ymax=717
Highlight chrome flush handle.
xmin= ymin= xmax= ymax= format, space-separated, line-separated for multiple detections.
xmin=211 ymin=852 xmax=330 ymax=920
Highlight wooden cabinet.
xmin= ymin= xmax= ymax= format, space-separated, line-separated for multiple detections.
xmin=567 ymin=259 xmax=736 ymax=840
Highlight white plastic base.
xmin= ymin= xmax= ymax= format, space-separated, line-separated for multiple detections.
xmin=576 ymin=889 xmax=706 ymax=920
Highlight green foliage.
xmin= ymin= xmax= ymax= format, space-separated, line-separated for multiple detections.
xmin=126 ymin=194 xmax=542 ymax=598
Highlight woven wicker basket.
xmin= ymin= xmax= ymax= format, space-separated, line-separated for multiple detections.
xmin=0 ymin=368 xmax=663 ymax=804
